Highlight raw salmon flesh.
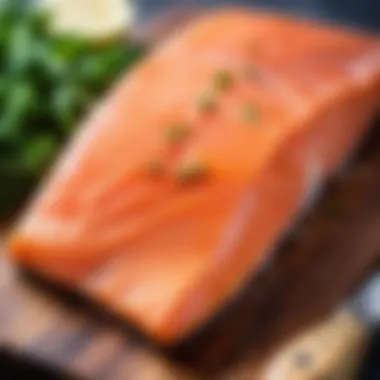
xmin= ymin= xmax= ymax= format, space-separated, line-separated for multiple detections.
xmin=8 ymin=10 xmax=380 ymax=343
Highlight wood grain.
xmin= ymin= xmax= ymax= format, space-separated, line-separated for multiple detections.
xmin=260 ymin=310 xmax=367 ymax=380
xmin=1 ymin=119 xmax=380 ymax=379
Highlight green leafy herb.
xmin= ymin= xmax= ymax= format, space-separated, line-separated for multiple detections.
xmin=0 ymin=0 xmax=145 ymax=219
xmin=213 ymin=70 xmax=233 ymax=91
xmin=165 ymin=123 xmax=190 ymax=145
xmin=23 ymin=135 xmax=57 ymax=173
xmin=176 ymin=160 xmax=208 ymax=185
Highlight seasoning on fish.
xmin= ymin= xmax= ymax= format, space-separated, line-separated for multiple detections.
xmin=176 ymin=158 xmax=208 ymax=185
xmin=213 ymin=70 xmax=234 ymax=91
xmin=164 ymin=123 xmax=190 ymax=145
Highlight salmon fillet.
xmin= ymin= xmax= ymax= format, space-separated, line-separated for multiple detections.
xmin=8 ymin=9 xmax=380 ymax=343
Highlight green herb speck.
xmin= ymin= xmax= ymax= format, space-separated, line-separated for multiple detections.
xmin=213 ymin=70 xmax=233 ymax=91
xmin=165 ymin=123 xmax=190 ymax=145
xmin=176 ymin=160 xmax=208 ymax=185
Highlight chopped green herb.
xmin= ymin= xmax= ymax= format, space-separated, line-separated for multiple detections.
xmin=242 ymin=104 xmax=260 ymax=124
xmin=0 ymin=0 xmax=145 ymax=218
xmin=146 ymin=159 xmax=165 ymax=177
xmin=197 ymin=93 xmax=217 ymax=113
xmin=23 ymin=135 xmax=57 ymax=174
xmin=176 ymin=160 xmax=208 ymax=185
xmin=213 ymin=70 xmax=233 ymax=91
xmin=165 ymin=123 xmax=190 ymax=145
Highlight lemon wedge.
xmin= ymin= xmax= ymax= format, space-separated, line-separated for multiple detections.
xmin=39 ymin=0 xmax=136 ymax=40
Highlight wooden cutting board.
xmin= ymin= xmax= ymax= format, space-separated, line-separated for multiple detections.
xmin=1 ymin=8 xmax=380 ymax=380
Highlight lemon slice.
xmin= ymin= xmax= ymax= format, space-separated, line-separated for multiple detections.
xmin=39 ymin=0 xmax=136 ymax=40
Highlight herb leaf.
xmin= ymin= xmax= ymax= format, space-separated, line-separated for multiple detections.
xmin=213 ymin=70 xmax=233 ymax=91
xmin=0 ymin=0 xmax=145 ymax=217
xmin=176 ymin=159 xmax=208 ymax=185
xmin=165 ymin=123 xmax=190 ymax=145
